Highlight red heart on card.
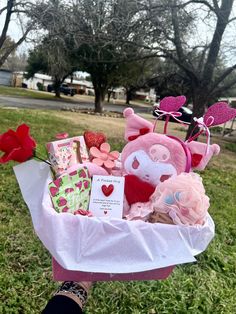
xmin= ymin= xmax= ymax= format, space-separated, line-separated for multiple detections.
xmin=125 ymin=175 xmax=155 ymax=205
xmin=84 ymin=131 xmax=106 ymax=149
xmin=102 ymin=184 xmax=114 ymax=197
xmin=104 ymin=210 xmax=108 ymax=215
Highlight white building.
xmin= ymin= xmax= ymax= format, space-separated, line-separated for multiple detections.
xmin=0 ymin=69 xmax=13 ymax=86
xmin=13 ymin=72 xmax=94 ymax=95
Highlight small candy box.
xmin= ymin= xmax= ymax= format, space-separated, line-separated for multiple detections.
xmin=46 ymin=136 xmax=89 ymax=176
xmin=48 ymin=168 xmax=91 ymax=213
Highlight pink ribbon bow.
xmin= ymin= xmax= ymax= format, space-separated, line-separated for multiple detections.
xmin=153 ymin=109 xmax=190 ymax=134
xmin=187 ymin=116 xmax=214 ymax=154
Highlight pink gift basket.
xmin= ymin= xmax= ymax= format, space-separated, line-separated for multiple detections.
xmin=13 ymin=97 xmax=236 ymax=282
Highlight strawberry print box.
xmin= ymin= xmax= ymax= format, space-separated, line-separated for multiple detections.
xmin=48 ymin=168 xmax=91 ymax=214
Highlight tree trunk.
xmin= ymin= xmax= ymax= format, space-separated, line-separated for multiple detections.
xmin=54 ymin=85 xmax=61 ymax=98
xmin=54 ymin=78 xmax=61 ymax=98
xmin=126 ymin=88 xmax=132 ymax=105
xmin=185 ymin=90 xmax=207 ymax=140
xmin=107 ymin=90 xmax=112 ymax=103
xmin=94 ymin=86 xmax=105 ymax=113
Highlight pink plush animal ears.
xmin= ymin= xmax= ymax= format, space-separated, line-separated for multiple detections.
xmin=123 ymin=108 xmax=153 ymax=141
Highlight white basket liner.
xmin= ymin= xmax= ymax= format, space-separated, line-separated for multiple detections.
xmin=14 ymin=160 xmax=215 ymax=274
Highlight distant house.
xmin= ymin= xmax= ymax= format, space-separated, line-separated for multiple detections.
xmin=0 ymin=69 xmax=13 ymax=86
xmin=109 ymin=87 xmax=126 ymax=99
xmin=69 ymin=79 xmax=94 ymax=95
xmin=109 ymin=87 xmax=156 ymax=102
xmin=135 ymin=88 xmax=156 ymax=102
xmin=13 ymin=72 xmax=94 ymax=95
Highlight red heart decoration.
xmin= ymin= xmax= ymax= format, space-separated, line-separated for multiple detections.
xmin=191 ymin=153 xmax=203 ymax=167
xmin=104 ymin=210 xmax=108 ymax=215
xmin=102 ymin=184 xmax=114 ymax=197
xmin=84 ymin=131 xmax=106 ymax=149
xmin=125 ymin=175 xmax=155 ymax=205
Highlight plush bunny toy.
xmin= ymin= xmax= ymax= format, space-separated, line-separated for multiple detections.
xmin=122 ymin=109 xmax=217 ymax=207
xmin=121 ymin=97 xmax=236 ymax=214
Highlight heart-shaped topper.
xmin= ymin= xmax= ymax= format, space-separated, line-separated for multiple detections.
xmin=204 ymin=102 xmax=236 ymax=127
xmin=160 ymin=95 xmax=186 ymax=112
xmin=101 ymin=184 xmax=114 ymax=197
xmin=84 ymin=131 xmax=106 ymax=149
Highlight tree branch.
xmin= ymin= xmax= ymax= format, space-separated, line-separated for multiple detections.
xmin=0 ymin=5 xmax=8 ymax=15
xmin=212 ymin=77 xmax=236 ymax=97
xmin=0 ymin=0 xmax=14 ymax=50
xmin=181 ymin=0 xmax=217 ymax=14
xmin=209 ymin=64 xmax=236 ymax=94
xmin=202 ymin=0 xmax=234 ymax=85
xmin=228 ymin=16 xmax=236 ymax=24
xmin=0 ymin=26 xmax=31 ymax=67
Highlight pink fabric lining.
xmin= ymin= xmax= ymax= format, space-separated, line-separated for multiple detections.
xmin=52 ymin=258 xmax=174 ymax=281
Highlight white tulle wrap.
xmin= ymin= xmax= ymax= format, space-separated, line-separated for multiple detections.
xmin=14 ymin=160 xmax=215 ymax=274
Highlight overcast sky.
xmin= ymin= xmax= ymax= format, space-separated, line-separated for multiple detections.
xmin=1 ymin=1 xmax=236 ymax=63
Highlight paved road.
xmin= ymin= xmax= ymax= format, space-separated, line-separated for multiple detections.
xmin=0 ymin=96 xmax=152 ymax=114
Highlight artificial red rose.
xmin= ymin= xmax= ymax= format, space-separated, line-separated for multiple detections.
xmin=0 ymin=124 xmax=36 ymax=163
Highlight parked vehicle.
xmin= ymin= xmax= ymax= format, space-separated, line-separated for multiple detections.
xmin=60 ymin=84 xmax=76 ymax=96
xmin=153 ymin=103 xmax=192 ymax=123
xmin=47 ymin=83 xmax=76 ymax=96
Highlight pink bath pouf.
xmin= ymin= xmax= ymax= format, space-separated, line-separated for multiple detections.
xmin=151 ymin=172 xmax=210 ymax=225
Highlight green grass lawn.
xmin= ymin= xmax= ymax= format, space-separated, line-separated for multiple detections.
xmin=0 ymin=108 xmax=235 ymax=314
xmin=0 ymin=85 xmax=59 ymax=100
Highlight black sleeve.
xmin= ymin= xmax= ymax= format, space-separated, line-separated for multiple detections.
xmin=42 ymin=295 xmax=83 ymax=314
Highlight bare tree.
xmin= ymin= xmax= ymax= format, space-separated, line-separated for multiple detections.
xmin=28 ymin=0 xmax=166 ymax=111
xmin=149 ymin=0 xmax=236 ymax=138
xmin=69 ymin=0 xmax=157 ymax=112
xmin=0 ymin=0 xmax=33 ymax=68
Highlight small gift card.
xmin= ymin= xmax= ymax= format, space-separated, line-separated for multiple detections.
xmin=49 ymin=167 xmax=91 ymax=214
xmin=89 ymin=175 xmax=124 ymax=218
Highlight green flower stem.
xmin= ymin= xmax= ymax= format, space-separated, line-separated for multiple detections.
xmin=33 ymin=151 xmax=52 ymax=166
